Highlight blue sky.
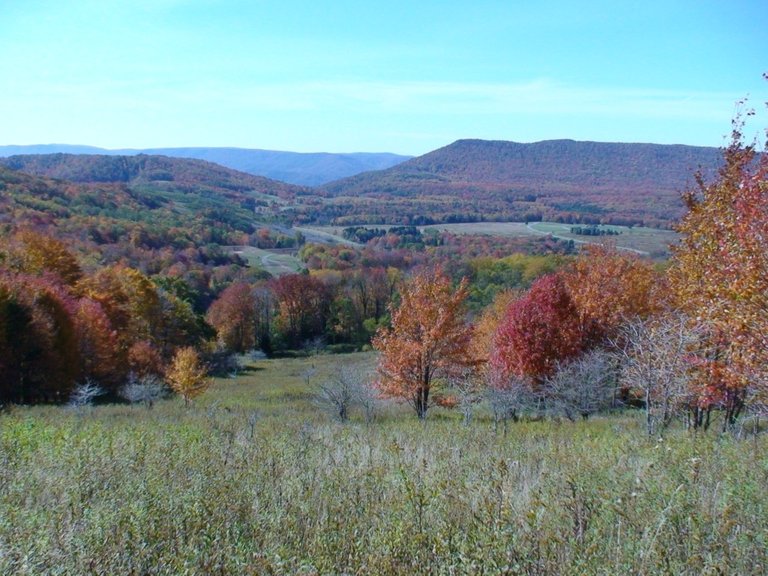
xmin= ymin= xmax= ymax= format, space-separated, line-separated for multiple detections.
xmin=1 ymin=0 xmax=765 ymax=154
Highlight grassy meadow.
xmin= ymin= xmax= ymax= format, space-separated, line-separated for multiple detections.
xmin=2 ymin=353 xmax=767 ymax=575
xmin=228 ymin=246 xmax=304 ymax=276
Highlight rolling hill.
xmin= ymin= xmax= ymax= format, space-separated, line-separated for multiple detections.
xmin=319 ymin=139 xmax=724 ymax=227
xmin=0 ymin=153 xmax=306 ymax=197
xmin=1 ymin=140 xmax=728 ymax=228
xmin=0 ymin=154 xmax=310 ymax=270
xmin=0 ymin=145 xmax=411 ymax=186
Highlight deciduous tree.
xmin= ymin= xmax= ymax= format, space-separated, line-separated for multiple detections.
xmin=616 ymin=313 xmax=700 ymax=435
xmin=543 ymin=349 xmax=618 ymax=421
xmin=0 ymin=274 xmax=81 ymax=402
xmin=669 ymin=108 xmax=768 ymax=428
xmin=469 ymin=289 xmax=519 ymax=364
xmin=563 ymin=245 xmax=662 ymax=345
xmin=373 ymin=268 xmax=476 ymax=419
xmin=5 ymin=230 xmax=83 ymax=286
xmin=166 ymin=347 xmax=211 ymax=405
xmin=206 ymin=281 xmax=258 ymax=353
xmin=491 ymin=274 xmax=584 ymax=384
xmin=75 ymin=298 xmax=123 ymax=389
xmin=270 ymin=273 xmax=331 ymax=349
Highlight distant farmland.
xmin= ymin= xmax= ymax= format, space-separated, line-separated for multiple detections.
xmin=303 ymin=222 xmax=679 ymax=258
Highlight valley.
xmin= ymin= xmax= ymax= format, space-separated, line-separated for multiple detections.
xmin=1 ymin=132 xmax=765 ymax=576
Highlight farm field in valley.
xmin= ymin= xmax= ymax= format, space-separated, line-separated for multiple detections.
xmin=302 ymin=221 xmax=679 ymax=258
xmin=228 ymin=245 xmax=304 ymax=276
xmin=526 ymin=222 xmax=679 ymax=257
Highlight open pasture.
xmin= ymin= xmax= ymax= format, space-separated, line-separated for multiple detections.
xmin=228 ymin=245 xmax=304 ymax=276
xmin=1 ymin=353 xmax=766 ymax=575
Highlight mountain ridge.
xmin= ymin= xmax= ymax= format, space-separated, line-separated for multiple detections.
xmin=319 ymin=138 xmax=724 ymax=227
xmin=0 ymin=138 xmax=729 ymax=228
xmin=0 ymin=145 xmax=411 ymax=186
xmin=0 ymin=153 xmax=306 ymax=197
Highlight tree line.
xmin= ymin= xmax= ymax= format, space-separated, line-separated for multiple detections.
xmin=371 ymin=121 xmax=768 ymax=434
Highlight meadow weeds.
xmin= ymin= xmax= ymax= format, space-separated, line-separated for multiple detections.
xmin=1 ymin=353 xmax=767 ymax=575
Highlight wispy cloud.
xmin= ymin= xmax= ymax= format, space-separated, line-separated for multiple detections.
xmin=193 ymin=79 xmax=746 ymax=121
xmin=6 ymin=71 xmax=751 ymax=121
xmin=2 ymin=75 xmax=761 ymax=152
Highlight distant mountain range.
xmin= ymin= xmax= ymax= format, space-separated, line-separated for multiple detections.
xmin=0 ymin=139 xmax=727 ymax=228
xmin=320 ymin=139 xmax=724 ymax=227
xmin=0 ymin=145 xmax=411 ymax=186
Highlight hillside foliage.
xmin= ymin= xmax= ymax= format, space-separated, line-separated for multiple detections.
xmin=318 ymin=139 xmax=722 ymax=228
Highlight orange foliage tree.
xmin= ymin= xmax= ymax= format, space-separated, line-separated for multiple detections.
xmin=563 ymin=245 xmax=663 ymax=345
xmin=470 ymin=289 xmax=519 ymax=364
xmin=75 ymin=298 xmax=122 ymax=388
xmin=669 ymin=110 xmax=768 ymax=428
xmin=372 ymin=268 xmax=476 ymax=419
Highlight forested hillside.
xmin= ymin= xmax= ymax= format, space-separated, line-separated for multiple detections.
xmin=0 ymin=156 xmax=574 ymax=405
xmin=0 ymin=153 xmax=305 ymax=196
xmin=0 ymin=155 xmax=309 ymax=265
xmin=320 ymin=139 xmax=723 ymax=227
xmin=0 ymin=146 xmax=411 ymax=186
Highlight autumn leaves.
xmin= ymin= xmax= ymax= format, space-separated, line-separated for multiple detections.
xmin=372 ymin=272 xmax=476 ymax=419
xmin=372 ymin=118 xmax=768 ymax=431
xmin=373 ymin=247 xmax=660 ymax=421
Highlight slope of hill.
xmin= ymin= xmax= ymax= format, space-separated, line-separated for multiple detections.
xmin=319 ymin=139 xmax=723 ymax=227
xmin=136 ymin=148 xmax=411 ymax=186
xmin=0 ymin=154 xmax=311 ymax=276
xmin=0 ymin=153 xmax=305 ymax=197
xmin=0 ymin=145 xmax=411 ymax=186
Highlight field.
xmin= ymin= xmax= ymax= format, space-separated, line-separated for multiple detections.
xmin=2 ymin=353 xmax=767 ymax=575
xmin=228 ymin=246 xmax=304 ymax=276
xmin=294 ymin=226 xmax=360 ymax=247
xmin=526 ymin=223 xmax=679 ymax=258
xmin=302 ymin=222 xmax=679 ymax=258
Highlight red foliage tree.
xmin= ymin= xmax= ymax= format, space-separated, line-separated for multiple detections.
xmin=206 ymin=281 xmax=258 ymax=353
xmin=491 ymin=274 xmax=584 ymax=385
xmin=270 ymin=273 xmax=331 ymax=349
xmin=0 ymin=273 xmax=81 ymax=402
xmin=128 ymin=340 xmax=165 ymax=378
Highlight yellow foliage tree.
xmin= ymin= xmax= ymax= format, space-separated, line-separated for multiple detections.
xmin=166 ymin=347 xmax=211 ymax=405
xmin=6 ymin=230 xmax=83 ymax=286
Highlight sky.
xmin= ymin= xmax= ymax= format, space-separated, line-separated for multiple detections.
xmin=0 ymin=0 xmax=766 ymax=155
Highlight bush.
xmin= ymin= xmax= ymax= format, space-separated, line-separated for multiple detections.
xmin=120 ymin=373 xmax=168 ymax=408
